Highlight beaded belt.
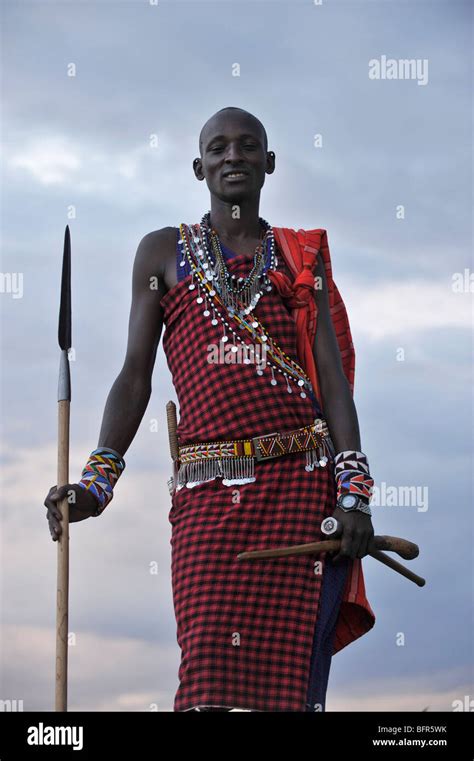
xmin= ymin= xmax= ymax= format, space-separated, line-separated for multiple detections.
xmin=175 ymin=418 xmax=335 ymax=490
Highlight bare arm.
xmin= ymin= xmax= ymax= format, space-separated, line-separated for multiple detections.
xmin=97 ymin=228 xmax=172 ymax=456
xmin=312 ymin=255 xmax=374 ymax=561
xmin=312 ymin=256 xmax=361 ymax=454
xmin=44 ymin=227 xmax=175 ymax=536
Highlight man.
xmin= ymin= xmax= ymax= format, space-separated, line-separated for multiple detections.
xmin=44 ymin=106 xmax=376 ymax=712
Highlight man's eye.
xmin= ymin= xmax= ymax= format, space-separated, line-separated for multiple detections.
xmin=244 ymin=144 xmax=257 ymax=150
xmin=210 ymin=146 xmax=224 ymax=152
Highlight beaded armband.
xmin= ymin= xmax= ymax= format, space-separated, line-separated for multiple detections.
xmin=78 ymin=447 xmax=126 ymax=517
xmin=334 ymin=450 xmax=374 ymax=504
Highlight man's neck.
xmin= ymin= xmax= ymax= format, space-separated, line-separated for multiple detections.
xmin=208 ymin=198 xmax=263 ymax=254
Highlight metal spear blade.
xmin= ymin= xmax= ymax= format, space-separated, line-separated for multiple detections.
xmin=57 ymin=226 xmax=71 ymax=402
xmin=58 ymin=225 xmax=71 ymax=351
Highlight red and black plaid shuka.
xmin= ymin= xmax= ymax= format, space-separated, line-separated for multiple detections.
xmin=160 ymin=225 xmax=375 ymax=712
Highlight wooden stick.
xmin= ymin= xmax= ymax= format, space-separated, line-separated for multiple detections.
xmin=166 ymin=400 xmax=178 ymax=494
xmin=55 ymin=395 xmax=70 ymax=711
xmin=237 ymin=537 xmax=426 ymax=587
xmin=370 ymin=550 xmax=426 ymax=587
xmin=238 ymin=534 xmax=418 ymax=561
xmin=166 ymin=401 xmax=178 ymax=461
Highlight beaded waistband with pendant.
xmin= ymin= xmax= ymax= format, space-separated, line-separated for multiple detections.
xmin=175 ymin=418 xmax=335 ymax=490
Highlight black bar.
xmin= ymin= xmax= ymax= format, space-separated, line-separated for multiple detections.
xmin=0 ymin=710 xmax=473 ymax=758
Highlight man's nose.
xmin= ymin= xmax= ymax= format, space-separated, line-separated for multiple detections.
xmin=224 ymin=143 xmax=244 ymax=162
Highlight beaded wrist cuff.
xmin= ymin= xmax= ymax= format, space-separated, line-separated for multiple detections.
xmin=333 ymin=450 xmax=374 ymax=504
xmin=78 ymin=447 xmax=126 ymax=516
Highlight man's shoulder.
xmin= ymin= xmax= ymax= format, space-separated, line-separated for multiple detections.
xmin=273 ymin=226 xmax=328 ymax=254
xmin=135 ymin=226 xmax=179 ymax=272
xmin=139 ymin=226 xmax=178 ymax=254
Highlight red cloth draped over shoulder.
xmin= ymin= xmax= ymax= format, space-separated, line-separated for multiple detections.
xmin=271 ymin=226 xmax=375 ymax=654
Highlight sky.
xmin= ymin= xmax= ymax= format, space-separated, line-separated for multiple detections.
xmin=1 ymin=0 xmax=472 ymax=713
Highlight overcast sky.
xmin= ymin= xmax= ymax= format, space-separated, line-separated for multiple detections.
xmin=1 ymin=0 xmax=472 ymax=712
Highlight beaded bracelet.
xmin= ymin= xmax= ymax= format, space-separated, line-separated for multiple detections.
xmin=77 ymin=447 xmax=126 ymax=517
xmin=334 ymin=450 xmax=374 ymax=504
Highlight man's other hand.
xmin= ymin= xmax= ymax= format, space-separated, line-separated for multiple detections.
xmin=330 ymin=507 xmax=374 ymax=562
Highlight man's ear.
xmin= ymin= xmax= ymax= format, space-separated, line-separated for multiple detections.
xmin=266 ymin=151 xmax=276 ymax=175
xmin=193 ymin=158 xmax=205 ymax=181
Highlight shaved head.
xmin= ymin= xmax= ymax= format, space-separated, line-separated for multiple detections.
xmin=199 ymin=107 xmax=268 ymax=156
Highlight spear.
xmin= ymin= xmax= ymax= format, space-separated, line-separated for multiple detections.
xmin=55 ymin=225 xmax=72 ymax=711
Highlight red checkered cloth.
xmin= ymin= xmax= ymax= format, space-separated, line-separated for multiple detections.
xmin=160 ymin=228 xmax=375 ymax=712
xmin=272 ymin=227 xmax=375 ymax=656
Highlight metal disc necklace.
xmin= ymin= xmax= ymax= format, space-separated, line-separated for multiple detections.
xmin=199 ymin=211 xmax=276 ymax=319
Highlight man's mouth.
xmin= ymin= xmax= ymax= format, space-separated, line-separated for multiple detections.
xmin=223 ymin=171 xmax=248 ymax=180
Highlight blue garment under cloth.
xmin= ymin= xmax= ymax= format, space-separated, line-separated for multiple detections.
xmin=305 ymin=556 xmax=350 ymax=711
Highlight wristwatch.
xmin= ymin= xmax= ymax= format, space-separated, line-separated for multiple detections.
xmin=336 ymin=493 xmax=372 ymax=516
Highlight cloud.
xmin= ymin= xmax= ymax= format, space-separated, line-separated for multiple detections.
xmin=1 ymin=624 xmax=178 ymax=711
xmin=8 ymin=137 xmax=81 ymax=186
xmin=345 ymin=279 xmax=472 ymax=340
xmin=4 ymin=131 xmax=193 ymax=202
xmin=1 ymin=438 xmax=176 ymax=644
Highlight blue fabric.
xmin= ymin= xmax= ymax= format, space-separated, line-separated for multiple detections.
xmin=176 ymin=228 xmax=238 ymax=282
xmin=305 ymin=556 xmax=350 ymax=711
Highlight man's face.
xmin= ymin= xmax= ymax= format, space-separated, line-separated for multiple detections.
xmin=194 ymin=112 xmax=274 ymax=202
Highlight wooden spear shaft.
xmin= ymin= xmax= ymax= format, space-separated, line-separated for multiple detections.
xmin=56 ymin=363 xmax=70 ymax=711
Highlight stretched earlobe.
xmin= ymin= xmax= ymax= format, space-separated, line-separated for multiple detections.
xmin=193 ymin=158 xmax=204 ymax=180
xmin=266 ymin=152 xmax=276 ymax=174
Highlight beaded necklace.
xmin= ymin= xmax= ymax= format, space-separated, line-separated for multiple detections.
xmin=202 ymin=211 xmax=275 ymax=317
xmin=178 ymin=218 xmax=315 ymax=400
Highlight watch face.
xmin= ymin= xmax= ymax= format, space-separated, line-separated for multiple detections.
xmin=341 ymin=494 xmax=358 ymax=509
